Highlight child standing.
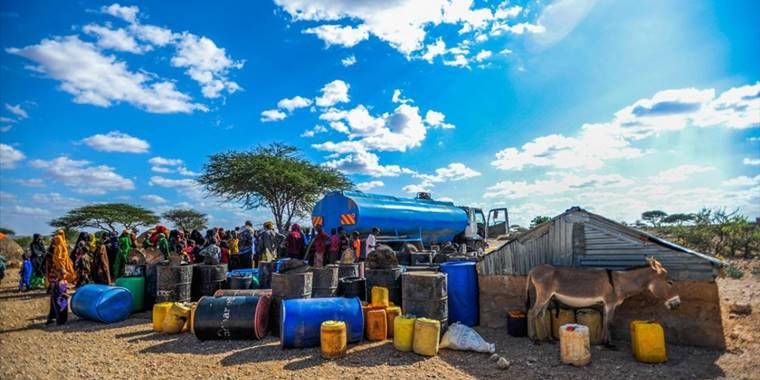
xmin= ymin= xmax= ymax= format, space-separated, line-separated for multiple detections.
xmin=46 ymin=269 xmax=70 ymax=325
xmin=19 ymin=252 xmax=32 ymax=292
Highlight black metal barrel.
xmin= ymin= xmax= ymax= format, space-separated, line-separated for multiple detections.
xmin=338 ymin=276 xmax=366 ymax=301
xmin=153 ymin=263 xmax=193 ymax=303
xmin=365 ymin=267 xmax=402 ymax=305
xmin=402 ymin=271 xmax=448 ymax=328
xmin=311 ymin=265 xmax=339 ymax=298
xmin=192 ymin=295 xmax=270 ymax=340
xmin=192 ymin=264 xmax=227 ymax=301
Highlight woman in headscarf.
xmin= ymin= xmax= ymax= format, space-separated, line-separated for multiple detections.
xmin=73 ymin=232 xmax=93 ymax=287
xmin=29 ymin=234 xmax=47 ymax=288
xmin=285 ymin=223 xmax=305 ymax=260
xmin=91 ymin=234 xmax=112 ymax=285
xmin=156 ymin=233 xmax=170 ymax=260
xmin=112 ymin=230 xmax=131 ymax=279
xmin=149 ymin=225 xmax=169 ymax=247
xmin=189 ymin=229 xmax=205 ymax=264
xmin=71 ymin=232 xmax=88 ymax=263
xmin=51 ymin=229 xmax=76 ymax=284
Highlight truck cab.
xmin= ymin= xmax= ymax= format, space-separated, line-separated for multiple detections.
xmin=459 ymin=206 xmax=509 ymax=252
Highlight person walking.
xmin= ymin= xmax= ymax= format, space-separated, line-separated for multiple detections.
xmin=51 ymin=229 xmax=76 ymax=285
xmin=92 ymin=235 xmax=112 ymax=285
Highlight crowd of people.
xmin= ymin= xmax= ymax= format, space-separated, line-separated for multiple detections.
xmin=14 ymin=221 xmax=382 ymax=325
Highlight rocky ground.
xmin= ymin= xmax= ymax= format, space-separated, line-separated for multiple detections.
xmin=1 ymin=261 xmax=758 ymax=380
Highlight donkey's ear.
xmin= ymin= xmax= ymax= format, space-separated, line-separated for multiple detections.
xmin=645 ymin=256 xmax=656 ymax=266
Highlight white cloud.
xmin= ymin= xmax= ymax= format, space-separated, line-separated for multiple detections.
xmin=356 ymin=180 xmax=384 ymax=192
xmin=304 ymin=24 xmax=369 ymax=48
xmin=83 ymin=24 xmax=150 ymax=54
xmin=100 ymin=3 xmax=139 ymax=23
xmin=81 ymin=131 xmax=150 ymax=153
xmin=7 ymin=36 xmax=206 ymax=113
xmin=319 ymin=144 xmax=410 ymax=177
xmin=475 ymin=49 xmax=492 ymax=62
xmin=443 ymin=54 xmax=469 ymax=68
xmin=277 ymin=95 xmax=313 ymax=112
xmin=491 ymin=22 xmax=545 ymax=36
xmin=30 ymin=156 xmax=134 ymax=194
xmin=403 ymin=183 xmax=432 ymax=194
xmin=0 ymin=144 xmax=25 ymax=169
xmin=315 ymin=80 xmax=350 ymax=107
xmin=12 ymin=178 xmax=45 ymax=187
xmin=301 ymin=125 xmax=328 ymax=138
xmin=647 ymin=164 xmax=714 ymax=184
xmin=721 ymin=175 xmax=760 ymax=187
xmin=273 ymin=0 xmax=540 ymax=65
xmin=341 ymin=55 xmax=357 ymax=67
xmin=149 ymin=156 xmax=197 ymax=176
xmin=0 ymin=117 xmax=16 ymax=124
xmin=261 ymin=109 xmax=287 ymax=122
xmin=4 ymin=104 xmax=28 ymax=119
xmin=425 ymin=110 xmax=455 ymax=129
xmin=149 ymin=175 xmax=198 ymax=189
xmin=130 ymin=24 xmax=176 ymax=46
xmin=142 ymin=194 xmax=168 ymax=203
xmin=392 ymin=89 xmax=412 ymax=104
xmin=532 ymin=0 xmax=597 ymax=47
xmin=744 ymin=158 xmax=760 ymax=166
xmin=11 ymin=205 xmax=50 ymax=216
xmin=31 ymin=192 xmax=85 ymax=210
xmin=484 ymin=172 xmax=633 ymax=199
xmin=171 ymin=33 xmax=244 ymax=98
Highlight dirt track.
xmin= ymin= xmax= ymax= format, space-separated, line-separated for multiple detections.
xmin=0 ymin=264 xmax=758 ymax=380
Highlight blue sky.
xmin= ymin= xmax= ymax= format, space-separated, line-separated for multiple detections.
xmin=0 ymin=0 xmax=758 ymax=235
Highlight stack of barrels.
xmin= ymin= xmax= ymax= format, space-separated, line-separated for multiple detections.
xmin=401 ymin=271 xmax=448 ymax=330
xmin=146 ymin=262 xmax=193 ymax=307
xmin=270 ymin=270 xmax=313 ymax=336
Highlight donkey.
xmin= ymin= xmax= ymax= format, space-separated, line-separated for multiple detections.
xmin=525 ymin=257 xmax=680 ymax=346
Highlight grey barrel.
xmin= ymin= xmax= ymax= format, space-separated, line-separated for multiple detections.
xmin=154 ymin=264 xmax=193 ymax=303
xmin=311 ymin=265 xmax=339 ymax=298
xmin=401 ymin=271 xmax=448 ymax=328
xmin=192 ymin=264 xmax=227 ymax=301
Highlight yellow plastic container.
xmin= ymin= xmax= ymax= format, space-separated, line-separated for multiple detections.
xmin=366 ymin=309 xmax=388 ymax=341
xmin=413 ymin=318 xmax=440 ymax=357
xmin=551 ymin=308 xmax=576 ymax=340
xmin=162 ymin=303 xmax=191 ymax=334
xmin=576 ymin=309 xmax=603 ymax=345
xmin=529 ymin=309 xmax=552 ymax=341
xmin=385 ymin=306 xmax=401 ymax=338
xmin=630 ymin=320 xmax=667 ymax=363
xmin=152 ymin=302 xmax=173 ymax=332
xmin=393 ymin=315 xmax=415 ymax=352
xmin=559 ymin=324 xmax=591 ymax=367
xmin=320 ymin=320 xmax=347 ymax=359
xmin=189 ymin=303 xmax=198 ymax=335
xmin=371 ymin=286 xmax=390 ymax=308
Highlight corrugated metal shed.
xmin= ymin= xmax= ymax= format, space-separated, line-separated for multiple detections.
xmin=480 ymin=207 xmax=724 ymax=281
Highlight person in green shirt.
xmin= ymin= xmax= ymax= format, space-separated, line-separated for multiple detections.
xmin=156 ymin=233 xmax=170 ymax=260
xmin=112 ymin=230 xmax=131 ymax=279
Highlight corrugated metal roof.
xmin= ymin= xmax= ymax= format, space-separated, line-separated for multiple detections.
xmin=480 ymin=207 xmax=725 ymax=279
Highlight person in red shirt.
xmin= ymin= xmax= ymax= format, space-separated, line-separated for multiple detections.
xmin=285 ymin=223 xmax=306 ymax=259
xmin=312 ymin=225 xmax=329 ymax=267
xmin=329 ymin=228 xmax=340 ymax=264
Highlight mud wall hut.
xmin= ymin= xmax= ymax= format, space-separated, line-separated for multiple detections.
xmin=478 ymin=207 xmax=725 ymax=348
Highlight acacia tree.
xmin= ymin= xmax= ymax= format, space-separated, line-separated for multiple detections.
xmin=199 ymin=143 xmax=352 ymax=231
xmin=530 ymin=216 xmax=551 ymax=228
xmin=162 ymin=208 xmax=208 ymax=231
xmin=641 ymin=210 xmax=668 ymax=228
xmin=50 ymin=203 xmax=159 ymax=233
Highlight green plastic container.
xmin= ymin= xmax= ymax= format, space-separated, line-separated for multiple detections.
xmin=115 ymin=276 xmax=145 ymax=312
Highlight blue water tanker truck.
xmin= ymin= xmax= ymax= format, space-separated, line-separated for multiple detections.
xmin=311 ymin=191 xmax=509 ymax=252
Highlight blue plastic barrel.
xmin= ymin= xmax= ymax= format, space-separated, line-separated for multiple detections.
xmin=227 ymin=268 xmax=258 ymax=278
xmin=281 ymin=297 xmax=364 ymax=348
xmin=71 ymin=284 xmax=133 ymax=323
xmin=440 ymin=261 xmax=479 ymax=326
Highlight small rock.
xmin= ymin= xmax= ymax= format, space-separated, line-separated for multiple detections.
xmin=489 ymin=353 xmax=500 ymax=362
xmin=729 ymin=302 xmax=752 ymax=315
xmin=496 ymin=357 xmax=510 ymax=370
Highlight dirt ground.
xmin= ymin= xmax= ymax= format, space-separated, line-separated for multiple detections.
xmin=1 ymin=261 xmax=758 ymax=380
